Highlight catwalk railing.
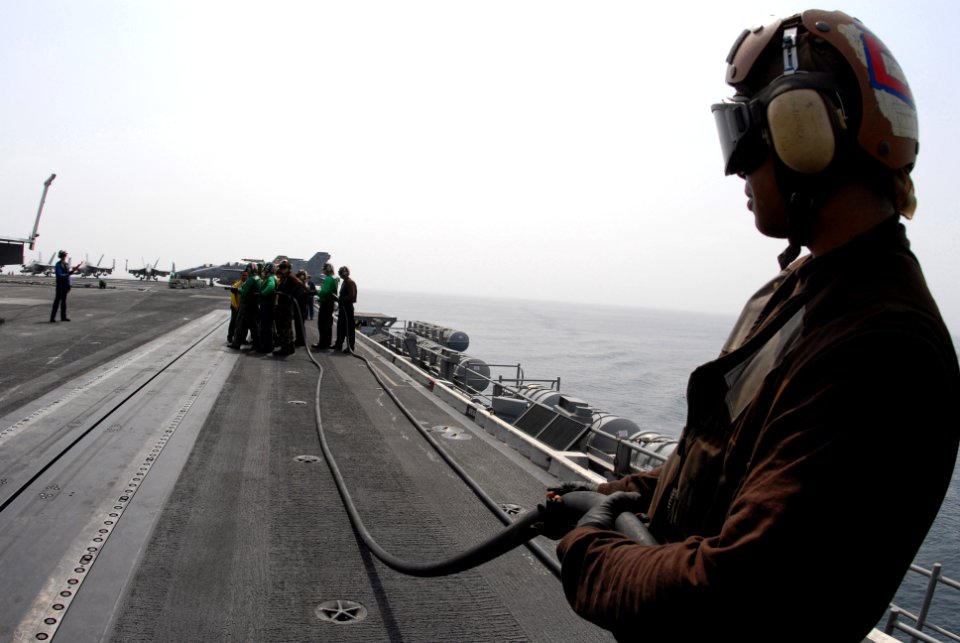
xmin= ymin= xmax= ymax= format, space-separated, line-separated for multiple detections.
xmin=883 ymin=562 xmax=959 ymax=643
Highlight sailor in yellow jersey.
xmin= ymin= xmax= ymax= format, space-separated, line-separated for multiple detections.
xmin=227 ymin=269 xmax=247 ymax=344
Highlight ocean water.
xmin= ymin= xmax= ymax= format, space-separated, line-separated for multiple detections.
xmin=361 ymin=289 xmax=960 ymax=637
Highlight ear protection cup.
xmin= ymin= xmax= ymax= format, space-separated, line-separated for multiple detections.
xmin=766 ymin=88 xmax=836 ymax=174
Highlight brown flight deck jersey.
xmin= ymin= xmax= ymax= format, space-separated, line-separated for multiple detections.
xmin=339 ymin=277 xmax=357 ymax=305
xmin=557 ymin=218 xmax=960 ymax=642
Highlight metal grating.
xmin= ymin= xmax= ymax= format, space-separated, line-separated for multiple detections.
xmin=535 ymin=415 xmax=592 ymax=452
xmin=513 ymin=404 xmax=556 ymax=437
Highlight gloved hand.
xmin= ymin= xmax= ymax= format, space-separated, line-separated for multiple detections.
xmin=535 ymin=497 xmax=583 ymax=540
xmin=546 ymin=480 xmax=599 ymax=497
xmin=575 ymin=491 xmax=644 ymax=531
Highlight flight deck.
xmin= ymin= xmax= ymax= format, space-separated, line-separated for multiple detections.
xmin=0 ymin=277 xmax=612 ymax=642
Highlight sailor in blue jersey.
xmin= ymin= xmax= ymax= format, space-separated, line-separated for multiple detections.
xmin=550 ymin=11 xmax=960 ymax=642
xmin=50 ymin=250 xmax=81 ymax=322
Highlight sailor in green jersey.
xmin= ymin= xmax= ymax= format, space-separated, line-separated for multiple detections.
xmin=229 ymin=263 xmax=262 ymax=350
xmin=258 ymin=263 xmax=278 ymax=354
xmin=311 ymin=263 xmax=340 ymax=350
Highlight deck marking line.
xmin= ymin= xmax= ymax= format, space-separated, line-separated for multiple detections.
xmin=0 ymin=312 xmax=224 ymax=447
xmin=12 ymin=345 xmax=228 ymax=642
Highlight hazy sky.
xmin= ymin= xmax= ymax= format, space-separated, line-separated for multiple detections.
xmin=3 ymin=1 xmax=959 ymax=330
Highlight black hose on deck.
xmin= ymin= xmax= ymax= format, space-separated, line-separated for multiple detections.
xmin=287 ymin=297 xmax=655 ymax=578
xmin=346 ymin=345 xmax=566 ymax=576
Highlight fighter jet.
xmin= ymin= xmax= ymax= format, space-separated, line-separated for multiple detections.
xmin=78 ymin=255 xmax=115 ymax=277
xmin=127 ymin=258 xmax=174 ymax=281
xmin=271 ymin=252 xmax=331 ymax=279
xmin=173 ymin=252 xmax=330 ymax=285
xmin=173 ymin=261 xmax=248 ymax=284
xmin=21 ymin=252 xmax=57 ymax=276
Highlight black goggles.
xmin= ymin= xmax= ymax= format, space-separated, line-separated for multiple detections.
xmin=711 ymin=72 xmax=843 ymax=177
xmin=711 ymin=98 xmax=768 ymax=176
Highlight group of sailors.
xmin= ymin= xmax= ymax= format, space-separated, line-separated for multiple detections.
xmin=226 ymin=260 xmax=356 ymax=357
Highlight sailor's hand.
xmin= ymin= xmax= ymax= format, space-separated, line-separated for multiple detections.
xmin=546 ymin=480 xmax=599 ymax=499
xmin=535 ymin=496 xmax=582 ymax=540
xmin=575 ymin=491 xmax=644 ymax=531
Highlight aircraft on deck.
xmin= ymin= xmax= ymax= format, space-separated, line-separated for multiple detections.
xmin=78 ymin=255 xmax=115 ymax=277
xmin=173 ymin=261 xmax=248 ymax=284
xmin=20 ymin=252 xmax=58 ymax=276
xmin=173 ymin=252 xmax=330 ymax=284
xmin=127 ymin=258 xmax=174 ymax=281
xmin=274 ymin=252 xmax=331 ymax=280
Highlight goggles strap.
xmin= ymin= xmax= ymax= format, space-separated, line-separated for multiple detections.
xmin=782 ymin=27 xmax=800 ymax=75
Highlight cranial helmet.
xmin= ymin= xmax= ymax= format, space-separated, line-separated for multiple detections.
xmin=58 ymin=250 xmax=67 ymax=258
xmin=712 ymin=10 xmax=918 ymax=265
xmin=338 ymin=266 xmax=350 ymax=278
xmin=712 ymin=10 xmax=917 ymax=187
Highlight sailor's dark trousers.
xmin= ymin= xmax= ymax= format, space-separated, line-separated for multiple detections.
xmin=334 ymin=302 xmax=355 ymax=351
xmin=50 ymin=282 xmax=69 ymax=321
xmin=318 ymin=299 xmax=335 ymax=348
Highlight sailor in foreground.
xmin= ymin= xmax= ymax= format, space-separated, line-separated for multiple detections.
xmin=550 ymin=10 xmax=960 ymax=642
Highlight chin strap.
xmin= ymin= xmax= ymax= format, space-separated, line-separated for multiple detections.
xmin=776 ymin=188 xmax=817 ymax=270
xmin=777 ymin=242 xmax=801 ymax=270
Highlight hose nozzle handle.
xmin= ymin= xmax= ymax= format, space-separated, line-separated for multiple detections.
xmin=549 ymin=491 xmax=658 ymax=546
